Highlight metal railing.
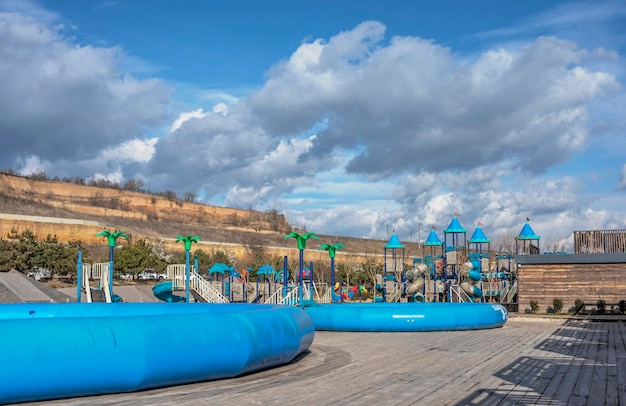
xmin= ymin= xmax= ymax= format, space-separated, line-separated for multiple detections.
xmin=449 ymin=284 xmax=472 ymax=303
xmin=166 ymin=264 xmax=228 ymax=303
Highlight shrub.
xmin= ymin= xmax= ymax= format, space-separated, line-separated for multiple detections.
xmin=574 ymin=299 xmax=584 ymax=312
xmin=619 ymin=300 xmax=626 ymax=314
xmin=596 ymin=299 xmax=606 ymax=314
xmin=552 ymin=298 xmax=563 ymax=314
xmin=530 ymin=300 xmax=539 ymax=313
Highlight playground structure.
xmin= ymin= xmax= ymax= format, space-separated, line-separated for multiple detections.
xmin=77 ymin=256 xmax=122 ymax=303
xmin=76 ymin=217 xmax=527 ymax=308
xmin=377 ymin=216 xmax=523 ymax=308
xmin=144 ymin=258 xmax=328 ymax=305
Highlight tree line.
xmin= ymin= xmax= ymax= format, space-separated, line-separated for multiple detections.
xmin=0 ymin=229 xmax=380 ymax=288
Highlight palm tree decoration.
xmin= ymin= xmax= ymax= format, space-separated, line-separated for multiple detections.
xmin=320 ymin=242 xmax=344 ymax=303
xmin=96 ymin=229 xmax=129 ymax=294
xmin=176 ymin=235 xmax=200 ymax=302
xmin=285 ymin=231 xmax=319 ymax=305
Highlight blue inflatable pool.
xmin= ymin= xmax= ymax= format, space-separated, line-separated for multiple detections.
xmin=0 ymin=302 xmax=314 ymax=404
xmin=304 ymin=302 xmax=508 ymax=331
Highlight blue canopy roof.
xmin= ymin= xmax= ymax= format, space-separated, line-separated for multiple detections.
xmin=257 ymin=264 xmax=275 ymax=275
xmin=208 ymin=263 xmax=234 ymax=274
xmin=469 ymin=226 xmax=490 ymax=243
xmin=444 ymin=216 xmax=466 ymax=233
xmin=423 ymin=229 xmax=443 ymax=246
xmin=516 ymin=221 xmax=540 ymax=240
xmin=384 ymin=232 xmax=406 ymax=249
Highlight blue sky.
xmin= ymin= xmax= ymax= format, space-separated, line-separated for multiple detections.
xmin=1 ymin=0 xmax=625 ymax=249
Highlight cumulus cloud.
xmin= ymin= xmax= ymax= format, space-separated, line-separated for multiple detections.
xmin=1 ymin=3 xmax=624 ymax=247
xmin=0 ymin=10 xmax=170 ymax=176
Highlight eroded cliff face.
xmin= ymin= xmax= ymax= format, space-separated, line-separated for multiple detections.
xmin=0 ymin=173 xmax=291 ymax=233
xmin=0 ymin=173 xmax=399 ymax=257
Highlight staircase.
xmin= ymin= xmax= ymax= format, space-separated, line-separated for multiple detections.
xmin=264 ymin=285 xmax=301 ymax=306
xmin=500 ymin=281 xmax=518 ymax=303
xmin=166 ymin=264 xmax=228 ymax=303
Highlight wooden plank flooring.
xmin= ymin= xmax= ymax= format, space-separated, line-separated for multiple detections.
xmin=18 ymin=317 xmax=626 ymax=406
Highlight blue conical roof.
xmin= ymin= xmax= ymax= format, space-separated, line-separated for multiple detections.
xmin=423 ymin=229 xmax=443 ymax=246
xmin=469 ymin=226 xmax=490 ymax=243
xmin=444 ymin=216 xmax=466 ymax=233
xmin=516 ymin=221 xmax=540 ymax=240
xmin=384 ymin=232 xmax=406 ymax=249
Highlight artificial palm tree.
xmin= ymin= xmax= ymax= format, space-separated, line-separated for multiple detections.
xmin=285 ymin=231 xmax=319 ymax=305
xmin=320 ymin=242 xmax=344 ymax=303
xmin=176 ymin=235 xmax=200 ymax=302
xmin=96 ymin=229 xmax=129 ymax=293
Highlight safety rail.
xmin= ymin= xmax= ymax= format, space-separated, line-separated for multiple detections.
xmin=90 ymin=263 xmax=107 ymax=279
xmin=264 ymin=284 xmax=310 ymax=305
xmin=319 ymin=287 xmax=332 ymax=304
xmin=449 ymin=284 xmax=472 ymax=303
xmin=190 ymin=272 xmax=229 ymax=303
xmin=501 ymin=280 xmax=517 ymax=303
xmin=80 ymin=263 xmax=113 ymax=303
xmin=387 ymin=285 xmax=402 ymax=302
xmin=166 ymin=264 xmax=228 ymax=303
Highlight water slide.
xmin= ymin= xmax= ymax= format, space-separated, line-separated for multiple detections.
xmin=0 ymin=302 xmax=315 ymax=404
xmin=152 ymin=281 xmax=186 ymax=302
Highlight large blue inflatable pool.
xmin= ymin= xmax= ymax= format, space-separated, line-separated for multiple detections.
xmin=304 ymin=302 xmax=508 ymax=331
xmin=0 ymin=302 xmax=314 ymax=404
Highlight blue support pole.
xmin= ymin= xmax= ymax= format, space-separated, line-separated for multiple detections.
xmin=185 ymin=250 xmax=190 ymax=303
xmin=298 ymin=249 xmax=304 ymax=308
xmin=194 ymin=255 xmax=198 ymax=275
xmin=108 ymin=246 xmax=114 ymax=295
xmin=330 ymin=256 xmax=336 ymax=303
xmin=283 ymin=256 xmax=288 ymax=300
xmin=309 ymin=261 xmax=314 ymax=300
xmin=76 ymin=250 xmax=82 ymax=303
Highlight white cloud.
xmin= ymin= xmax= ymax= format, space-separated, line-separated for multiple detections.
xmin=100 ymin=138 xmax=158 ymax=163
xmin=1 ymin=5 xmax=625 ymax=246
xmin=0 ymin=10 xmax=170 ymax=172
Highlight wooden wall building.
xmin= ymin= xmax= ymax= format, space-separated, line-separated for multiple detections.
xmin=515 ymin=253 xmax=626 ymax=313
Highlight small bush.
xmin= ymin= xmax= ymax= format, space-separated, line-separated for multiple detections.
xmin=596 ymin=299 xmax=606 ymax=314
xmin=574 ymin=299 xmax=584 ymax=312
xmin=530 ymin=300 xmax=539 ymax=313
xmin=619 ymin=300 xmax=626 ymax=314
xmin=552 ymin=298 xmax=563 ymax=314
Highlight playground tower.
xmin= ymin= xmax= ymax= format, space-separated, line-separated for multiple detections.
xmin=383 ymin=232 xmax=406 ymax=302
xmin=443 ymin=215 xmax=467 ymax=280
xmin=515 ymin=219 xmax=540 ymax=254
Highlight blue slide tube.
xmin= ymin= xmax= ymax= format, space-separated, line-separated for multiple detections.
xmin=304 ymin=302 xmax=508 ymax=332
xmin=0 ymin=303 xmax=314 ymax=404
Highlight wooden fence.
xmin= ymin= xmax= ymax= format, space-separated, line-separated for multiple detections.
xmin=574 ymin=229 xmax=626 ymax=254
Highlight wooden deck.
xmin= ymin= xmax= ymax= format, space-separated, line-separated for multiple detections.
xmin=20 ymin=316 xmax=625 ymax=406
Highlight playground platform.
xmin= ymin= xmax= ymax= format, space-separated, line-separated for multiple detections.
xmin=19 ymin=316 xmax=625 ymax=405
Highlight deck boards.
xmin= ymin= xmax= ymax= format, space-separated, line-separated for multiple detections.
xmin=17 ymin=317 xmax=626 ymax=406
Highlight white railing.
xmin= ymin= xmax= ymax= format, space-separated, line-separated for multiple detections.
xmin=501 ymin=281 xmax=517 ymax=303
xmin=449 ymin=284 xmax=472 ymax=303
xmin=82 ymin=264 xmax=93 ymax=303
xmin=100 ymin=266 xmax=112 ymax=303
xmin=264 ymin=285 xmax=302 ymax=306
xmin=81 ymin=263 xmax=113 ymax=303
xmin=166 ymin=264 xmax=228 ymax=303
xmin=319 ymin=287 xmax=332 ymax=304
xmin=387 ymin=285 xmax=401 ymax=302
xmin=190 ymin=272 xmax=229 ymax=303
xmin=91 ymin=262 xmax=108 ymax=279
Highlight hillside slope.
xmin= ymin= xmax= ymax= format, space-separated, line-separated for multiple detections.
xmin=0 ymin=173 xmax=416 ymax=256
